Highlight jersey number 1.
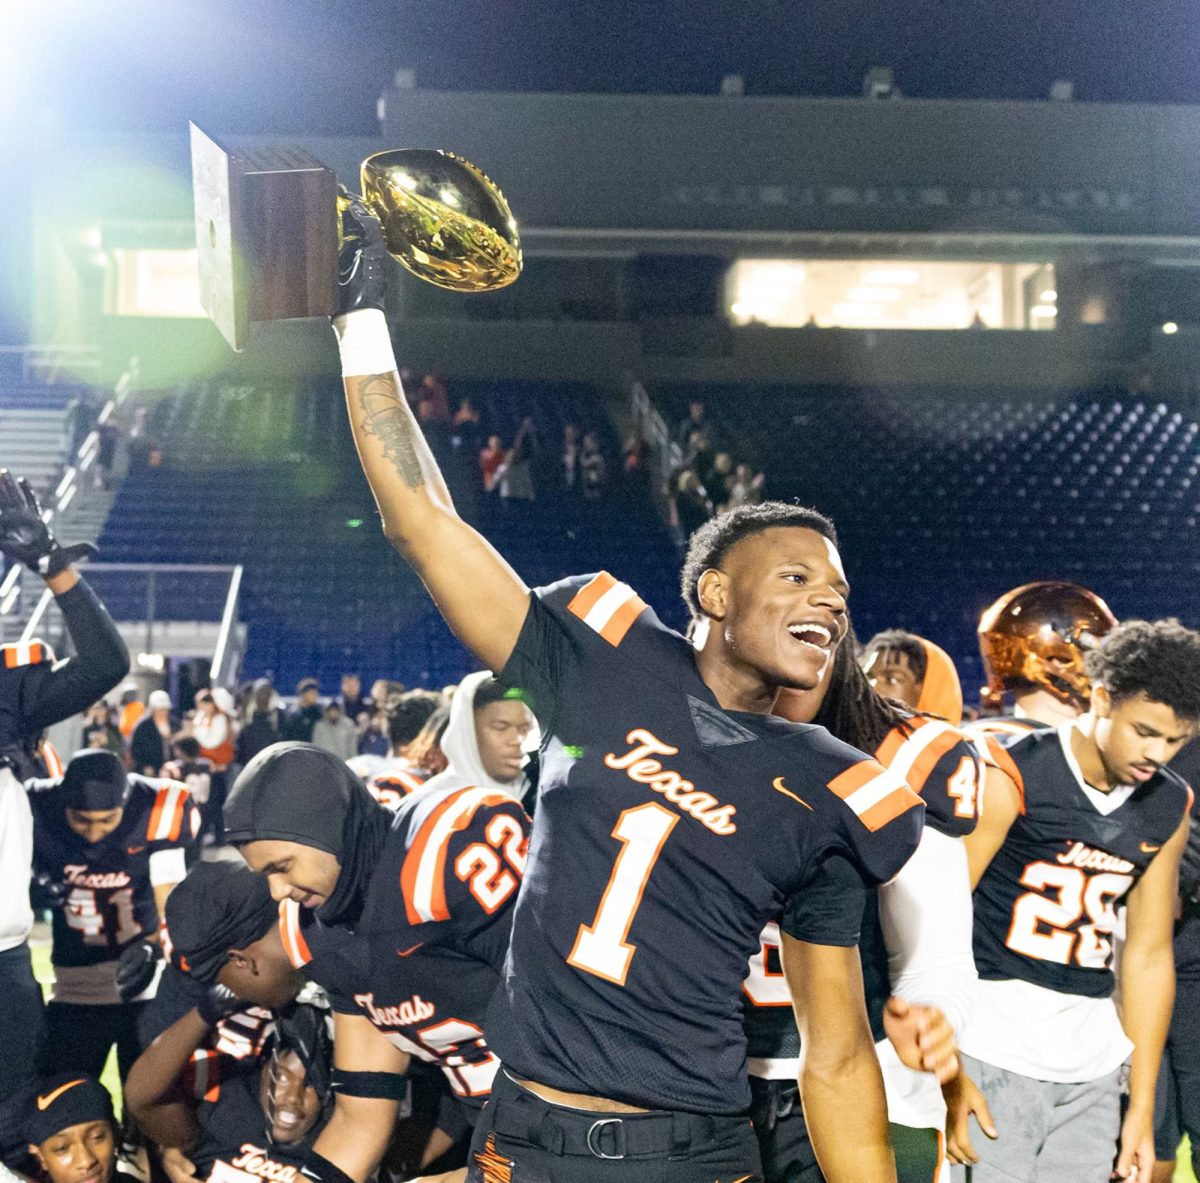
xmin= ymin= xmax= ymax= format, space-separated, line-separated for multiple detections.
xmin=568 ymin=802 xmax=678 ymax=986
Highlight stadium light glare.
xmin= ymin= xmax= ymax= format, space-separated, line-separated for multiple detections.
xmin=862 ymin=268 xmax=921 ymax=286
xmin=1041 ymin=289 xmax=1057 ymax=302
xmin=848 ymin=286 xmax=902 ymax=303
xmin=1031 ymin=305 xmax=1057 ymax=318
xmin=1162 ymin=321 xmax=1179 ymax=334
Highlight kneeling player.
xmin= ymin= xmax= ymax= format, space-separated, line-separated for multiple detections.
xmin=28 ymin=749 xmax=197 ymax=1082
xmin=949 ymin=619 xmax=1200 ymax=1183
xmin=224 ymin=741 xmax=532 ymax=1183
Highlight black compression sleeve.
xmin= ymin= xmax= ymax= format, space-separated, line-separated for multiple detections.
xmin=21 ymin=578 xmax=130 ymax=735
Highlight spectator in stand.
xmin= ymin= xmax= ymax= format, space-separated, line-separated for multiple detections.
xmin=130 ymin=689 xmax=174 ymax=775
xmin=311 ymin=700 xmax=358 ymax=762
xmin=93 ymin=420 xmax=120 ymax=490
xmin=480 ymin=433 xmax=506 ymax=493
xmin=561 ymin=423 xmax=582 ymax=495
xmin=282 ymin=678 xmax=323 ymax=743
xmin=235 ymin=679 xmax=281 ymax=765
xmin=676 ymin=399 xmax=707 ymax=449
xmin=496 ymin=417 xmax=537 ymax=506
xmin=81 ymin=702 xmax=124 ymax=756
xmin=116 ymin=684 xmax=143 ymax=742
xmin=580 ymin=431 xmax=607 ymax=501
xmin=685 ymin=427 xmax=716 ymax=490
xmin=726 ymin=461 xmax=766 ymax=510
xmin=190 ymin=689 xmax=235 ymax=774
xmin=162 ymin=736 xmax=216 ymax=845
xmin=620 ymin=433 xmax=651 ymax=504
xmin=357 ymin=706 xmax=390 ymax=757
xmin=668 ymin=468 xmax=714 ymax=549
xmin=127 ymin=407 xmax=160 ymax=475
xmin=338 ymin=673 xmax=369 ymax=725
xmin=417 ymin=372 xmax=451 ymax=425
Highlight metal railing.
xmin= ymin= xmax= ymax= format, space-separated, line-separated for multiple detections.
xmin=20 ymin=562 xmax=246 ymax=688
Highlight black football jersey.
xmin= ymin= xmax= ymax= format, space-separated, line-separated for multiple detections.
xmin=279 ymin=781 xmax=530 ymax=1105
xmin=190 ymin=1066 xmax=315 ymax=1183
xmin=30 ymin=776 xmax=198 ymax=967
xmin=490 ymin=572 xmax=924 ymax=1113
xmin=140 ymin=963 xmax=274 ymax=1070
xmin=973 ymin=726 xmax=1192 ymax=998
xmin=965 ymin=715 xmax=1049 ymax=745
xmin=745 ymin=717 xmax=984 ymax=1066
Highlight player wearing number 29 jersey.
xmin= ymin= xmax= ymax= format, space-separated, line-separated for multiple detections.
xmin=953 ymin=619 xmax=1200 ymax=1183
xmin=489 ymin=571 xmax=924 ymax=1114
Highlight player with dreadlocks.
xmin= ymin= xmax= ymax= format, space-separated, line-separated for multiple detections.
xmin=743 ymin=621 xmax=1014 ymax=1183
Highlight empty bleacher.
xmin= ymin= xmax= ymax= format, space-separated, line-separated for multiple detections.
xmin=654 ymin=383 xmax=1200 ymax=694
xmin=98 ymin=377 xmax=678 ymax=690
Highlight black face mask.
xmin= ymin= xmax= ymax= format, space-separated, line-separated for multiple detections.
xmin=61 ymin=749 xmax=130 ymax=811
xmin=223 ymin=742 xmax=390 ymax=927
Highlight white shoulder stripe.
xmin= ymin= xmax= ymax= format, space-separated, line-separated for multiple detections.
xmin=411 ymin=786 xmax=502 ymax=923
xmin=887 ymin=720 xmax=959 ymax=784
xmin=843 ymin=766 xmax=913 ymax=818
xmin=581 ymin=581 xmax=638 ymax=635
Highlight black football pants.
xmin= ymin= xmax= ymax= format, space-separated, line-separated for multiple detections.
xmin=467 ymin=1069 xmax=763 ymax=1182
xmin=42 ymin=999 xmax=147 ymax=1082
xmin=0 ymin=943 xmax=46 ymax=1170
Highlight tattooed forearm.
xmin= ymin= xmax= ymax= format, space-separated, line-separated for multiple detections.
xmin=349 ymin=373 xmax=427 ymax=490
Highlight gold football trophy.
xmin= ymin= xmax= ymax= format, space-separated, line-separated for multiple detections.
xmin=190 ymin=124 xmax=522 ymax=351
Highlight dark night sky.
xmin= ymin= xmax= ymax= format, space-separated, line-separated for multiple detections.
xmin=9 ymin=0 xmax=1200 ymax=140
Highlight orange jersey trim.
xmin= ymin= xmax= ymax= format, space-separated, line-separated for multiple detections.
xmin=567 ymin=572 xmax=647 ymax=648
xmin=278 ymin=900 xmax=313 ymax=968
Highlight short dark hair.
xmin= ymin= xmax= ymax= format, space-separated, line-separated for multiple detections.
xmin=387 ymin=690 xmax=443 ymax=748
xmin=863 ymin=629 xmax=928 ymax=683
xmin=473 ymin=677 xmax=526 ymax=712
xmin=1085 ymin=618 xmax=1200 ymax=720
xmin=680 ymin=501 xmax=838 ymax=620
xmin=174 ymin=736 xmax=201 ymax=759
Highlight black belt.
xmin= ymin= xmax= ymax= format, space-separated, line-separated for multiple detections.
xmin=490 ymin=1072 xmax=743 ymax=1160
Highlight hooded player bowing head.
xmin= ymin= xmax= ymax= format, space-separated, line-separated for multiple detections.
xmin=224 ymin=741 xmax=532 ymax=1183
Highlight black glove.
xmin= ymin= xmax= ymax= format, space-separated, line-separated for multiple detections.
xmin=335 ymin=189 xmax=389 ymax=316
xmin=116 ymin=940 xmax=160 ymax=1002
xmin=0 ymin=470 xmax=97 ymax=576
xmin=31 ymin=871 xmax=70 ymax=911
xmin=196 ymin=983 xmax=241 ymax=1027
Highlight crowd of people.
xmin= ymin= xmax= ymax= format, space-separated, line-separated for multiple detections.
xmin=667 ymin=399 xmax=766 ymax=546
xmin=0 ymin=206 xmax=1198 ymax=1183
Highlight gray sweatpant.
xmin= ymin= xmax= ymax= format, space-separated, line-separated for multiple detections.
xmin=950 ymin=1054 xmax=1122 ymax=1183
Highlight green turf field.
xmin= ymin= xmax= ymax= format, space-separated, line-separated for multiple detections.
xmin=25 ymin=939 xmax=1200 ymax=1179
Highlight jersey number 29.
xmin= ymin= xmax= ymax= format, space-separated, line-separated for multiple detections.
xmin=568 ymin=803 xmax=679 ymax=986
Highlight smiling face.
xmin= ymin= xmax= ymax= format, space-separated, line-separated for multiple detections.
xmin=1091 ymin=688 xmax=1197 ymax=786
xmin=259 ymin=1050 xmax=321 ymax=1145
xmin=698 ymin=526 xmax=849 ymax=695
xmin=32 ymin=1121 xmax=114 ymax=1183
xmin=237 ymin=840 xmax=341 ymax=910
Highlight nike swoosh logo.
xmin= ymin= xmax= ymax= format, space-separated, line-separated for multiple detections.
xmin=772 ymin=777 xmax=813 ymax=810
xmin=397 ymin=943 xmax=424 ymax=958
xmin=1140 ymin=842 xmax=1161 ymax=853
xmin=127 ymin=845 xmax=145 ymax=855
xmin=37 ymin=1079 xmax=85 ymax=1110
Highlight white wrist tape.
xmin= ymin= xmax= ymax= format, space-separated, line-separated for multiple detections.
xmin=332 ymin=309 xmax=397 ymax=377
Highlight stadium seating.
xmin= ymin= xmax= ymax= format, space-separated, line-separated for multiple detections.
xmin=655 ymin=383 xmax=1200 ymax=694
xmin=98 ymin=377 xmax=679 ymax=690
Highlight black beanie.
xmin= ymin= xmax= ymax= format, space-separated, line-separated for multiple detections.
xmin=26 ymin=1074 xmax=113 ymax=1146
xmin=164 ymin=862 xmax=279 ymax=985
xmin=61 ymin=750 xmax=129 ymax=811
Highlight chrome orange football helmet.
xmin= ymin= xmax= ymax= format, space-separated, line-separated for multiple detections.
xmin=978 ymin=581 xmax=1118 ymax=711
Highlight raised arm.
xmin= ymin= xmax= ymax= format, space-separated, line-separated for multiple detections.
xmin=332 ymin=206 xmax=530 ymax=671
